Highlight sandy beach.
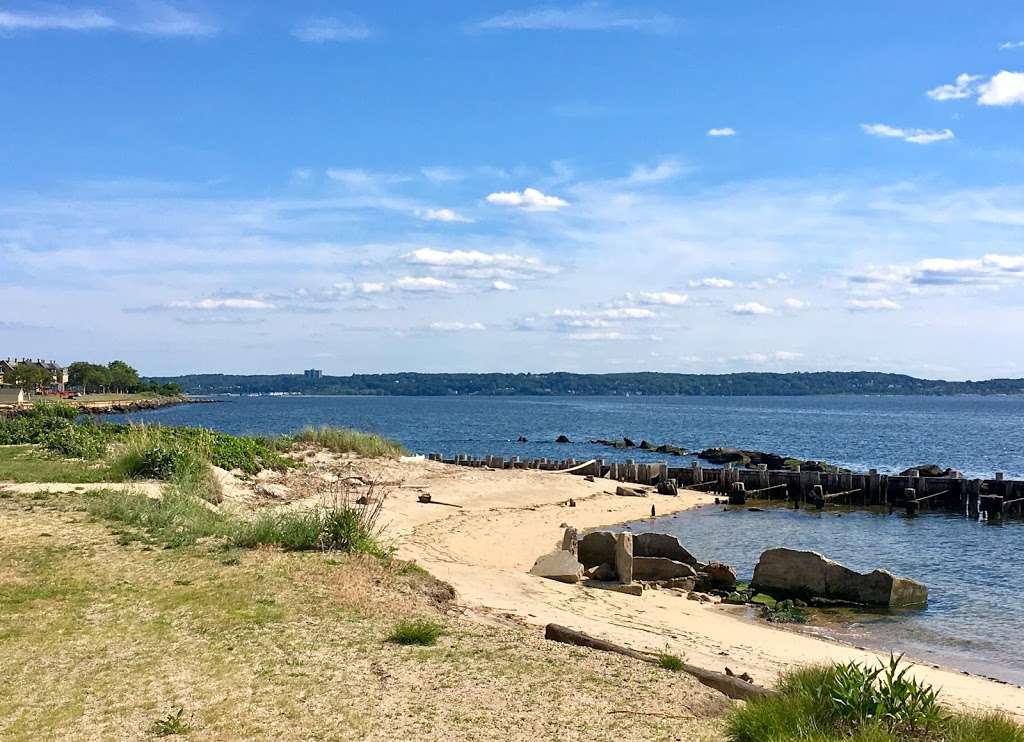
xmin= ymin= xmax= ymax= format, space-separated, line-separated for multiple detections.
xmin=350 ymin=457 xmax=1024 ymax=719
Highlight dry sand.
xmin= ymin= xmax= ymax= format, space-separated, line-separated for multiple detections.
xmin=345 ymin=457 xmax=1024 ymax=720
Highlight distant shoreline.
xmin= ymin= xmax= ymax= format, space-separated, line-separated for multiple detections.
xmin=142 ymin=370 xmax=1024 ymax=398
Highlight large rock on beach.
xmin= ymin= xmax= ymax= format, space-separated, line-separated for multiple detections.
xmin=578 ymin=531 xmax=616 ymax=568
xmin=900 ymin=464 xmax=948 ymax=477
xmin=614 ymin=532 xmax=634 ymax=583
xmin=633 ymin=557 xmax=697 ymax=581
xmin=529 ymin=550 xmax=584 ymax=584
xmin=634 ymin=532 xmax=698 ymax=565
xmin=751 ymin=548 xmax=928 ymax=608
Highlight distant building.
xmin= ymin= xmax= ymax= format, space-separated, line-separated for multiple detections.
xmin=0 ymin=358 xmax=68 ymax=391
xmin=303 ymin=369 xmax=323 ymax=380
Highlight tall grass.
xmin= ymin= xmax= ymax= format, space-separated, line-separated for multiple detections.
xmin=727 ymin=657 xmax=1024 ymax=742
xmin=292 ymin=426 xmax=406 ymax=458
xmin=89 ymin=482 xmax=388 ymax=555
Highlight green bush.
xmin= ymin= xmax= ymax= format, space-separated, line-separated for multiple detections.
xmin=233 ymin=502 xmax=388 ymax=555
xmin=387 ymin=618 xmax=444 ymax=646
xmin=727 ymin=656 xmax=1022 ymax=742
xmin=656 ymin=654 xmax=685 ymax=672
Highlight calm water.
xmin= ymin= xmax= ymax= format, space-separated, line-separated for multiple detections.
xmin=105 ymin=394 xmax=1024 ymax=682
xmin=106 ymin=394 xmax=1024 ymax=478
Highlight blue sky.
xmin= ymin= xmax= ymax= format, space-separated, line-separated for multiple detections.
xmin=2 ymin=1 xmax=1024 ymax=378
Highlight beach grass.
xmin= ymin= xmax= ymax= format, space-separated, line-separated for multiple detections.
xmin=0 ymin=445 xmax=115 ymax=483
xmin=727 ymin=661 xmax=1024 ymax=742
xmin=387 ymin=618 xmax=445 ymax=646
xmin=291 ymin=425 xmax=407 ymax=458
xmin=656 ymin=653 xmax=686 ymax=672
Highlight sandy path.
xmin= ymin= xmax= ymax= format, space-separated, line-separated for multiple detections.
xmin=380 ymin=460 xmax=1024 ymax=720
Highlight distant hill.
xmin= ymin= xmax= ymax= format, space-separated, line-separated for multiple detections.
xmin=143 ymin=371 xmax=1024 ymax=397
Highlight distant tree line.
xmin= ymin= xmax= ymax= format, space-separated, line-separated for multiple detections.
xmin=69 ymin=361 xmax=182 ymax=395
xmin=139 ymin=371 xmax=1024 ymax=397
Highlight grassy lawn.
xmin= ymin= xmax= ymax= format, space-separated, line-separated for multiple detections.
xmin=0 ymin=490 xmax=730 ymax=741
xmin=0 ymin=445 xmax=114 ymax=483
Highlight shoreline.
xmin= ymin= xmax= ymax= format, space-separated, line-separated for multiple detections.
xmin=377 ymin=461 xmax=1024 ymax=719
xmin=0 ymin=394 xmax=217 ymax=416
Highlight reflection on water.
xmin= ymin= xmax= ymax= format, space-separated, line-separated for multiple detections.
xmin=625 ymin=502 xmax=1024 ymax=685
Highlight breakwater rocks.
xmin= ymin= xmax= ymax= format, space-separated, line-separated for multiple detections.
xmin=585 ymin=438 xmax=846 ymax=472
xmin=531 ymin=529 xmax=927 ymax=612
xmin=74 ymin=395 xmax=217 ymax=415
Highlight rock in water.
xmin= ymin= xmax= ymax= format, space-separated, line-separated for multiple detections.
xmin=900 ymin=464 xmax=945 ymax=477
xmin=701 ymin=562 xmax=738 ymax=590
xmin=555 ymin=434 xmax=571 ymax=443
xmin=751 ymin=548 xmax=927 ymax=608
xmin=614 ymin=532 xmax=634 ymax=583
xmin=529 ymin=550 xmax=584 ymax=584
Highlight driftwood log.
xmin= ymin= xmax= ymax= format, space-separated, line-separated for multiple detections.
xmin=543 ymin=623 xmax=777 ymax=701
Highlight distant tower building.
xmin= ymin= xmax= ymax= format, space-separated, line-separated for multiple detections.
xmin=304 ymin=369 xmax=323 ymax=380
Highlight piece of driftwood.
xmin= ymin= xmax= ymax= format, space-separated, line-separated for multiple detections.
xmin=543 ymin=623 xmax=776 ymax=701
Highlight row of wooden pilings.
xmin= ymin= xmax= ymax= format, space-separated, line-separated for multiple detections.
xmin=425 ymin=453 xmax=1023 ymax=519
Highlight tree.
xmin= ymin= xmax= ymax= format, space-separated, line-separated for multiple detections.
xmin=8 ymin=364 xmax=52 ymax=391
xmin=107 ymin=360 xmax=140 ymax=393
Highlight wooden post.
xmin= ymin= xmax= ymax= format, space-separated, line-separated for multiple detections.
xmin=811 ymin=484 xmax=824 ymax=510
xmin=729 ymin=481 xmax=747 ymax=505
xmin=904 ymin=488 xmax=918 ymax=516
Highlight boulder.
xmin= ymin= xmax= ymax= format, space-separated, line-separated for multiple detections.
xmin=555 ymin=435 xmax=571 ymax=443
xmin=616 ymin=485 xmax=647 ymax=497
xmin=622 ymin=437 xmax=636 ymax=448
xmin=529 ymin=550 xmax=584 ymax=584
xmin=639 ymin=439 xmax=654 ymax=450
xmin=614 ymin=532 xmax=634 ymax=583
xmin=701 ymin=562 xmax=737 ymax=590
xmin=585 ymin=562 xmax=616 ymax=581
xmin=516 ymin=435 xmax=528 ymax=443
xmin=633 ymin=557 xmax=697 ymax=581
xmin=751 ymin=548 xmax=928 ymax=608
xmin=656 ymin=480 xmax=679 ymax=496
xmin=900 ymin=464 xmax=945 ymax=477
xmin=578 ymin=531 xmax=616 ymax=568
xmin=634 ymin=532 xmax=698 ymax=565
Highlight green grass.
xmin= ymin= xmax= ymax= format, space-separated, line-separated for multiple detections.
xmin=387 ymin=618 xmax=444 ymax=646
xmin=292 ymin=426 xmax=407 ymax=458
xmin=656 ymin=653 xmax=686 ymax=672
xmin=727 ymin=660 xmax=1024 ymax=742
xmin=149 ymin=708 xmax=193 ymax=736
xmin=0 ymin=445 xmax=114 ymax=483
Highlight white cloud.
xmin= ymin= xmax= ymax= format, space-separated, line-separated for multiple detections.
xmin=847 ymin=298 xmax=902 ymax=311
xmin=357 ymin=282 xmax=387 ymax=294
xmin=977 ymin=71 xmax=1024 ymax=106
xmin=491 ymin=280 xmax=516 ymax=291
xmin=555 ymin=307 xmax=654 ymax=321
xmin=430 ymin=321 xmax=485 ymax=331
xmin=393 ymin=276 xmax=455 ymax=292
xmin=627 ymin=159 xmax=685 ymax=184
xmin=403 ymin=248 xmax=551 ymax=276
xmin=468 ymin=5 xmax=676 ymax=34
xmin=861 ymin=123 xmax=955 ymax=145
xmin=926 ymin=73 xmax=982 ymax=101
xmin=634 ymin=291 xmax=688 ymax=306
xmin=1001 ymin=41 xmax=1024 ymax=50
xmin=291 ymin=17 xmax=372 ymax=43
xmin=849 ymin=254 xmax=1024 ymax=290
xmin=707 ymin=127 xmax=737 ymax=137
xmin=730 ymin=351 xmax=802 ymax=365
xmin=421 ymin=166 xmax=463 ymax=182
xmin=773 ymin=351 xmax=804 ymax=361
xmin=417 ymin=208 xmax=472 ymax=223
xmin=486 ymin=187 xmax=568 ymax=211
xmin=783 ymin=297 xmax=810 ymax=310
xmin=689 ymin=277 xmax=735 ymax=288
xmin=731 ymin=302 xmax=772 ymax=315
xmin=568 ymin=331 xmax=624 ymax=341
xmin=167 ymin=298 xmax=274 ymax=311
xmin=0 ymin=4 xmax=216 ymax=36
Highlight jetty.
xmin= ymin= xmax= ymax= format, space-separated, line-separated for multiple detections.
xmin=425 ymin=453 xmax=1023 ymax=520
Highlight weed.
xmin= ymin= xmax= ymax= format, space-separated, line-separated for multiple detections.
xmin=149 ymin=708 xmax=192 ymax=736
xmin=656 ymin=654 xmax=685 ymax=672
xmin=387 ymin=618 xmax=444 ymax=646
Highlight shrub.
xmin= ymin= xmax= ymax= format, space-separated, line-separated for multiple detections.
xmin=292 ymin=426 xmax=407 ymax=458
xmin=232 ymin=496 xmax=387 ymax=555
xmin=727 ymin=656 xmax=1021 ymax=742
xmin=387 ymin=618 xmax=444 ymax=646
